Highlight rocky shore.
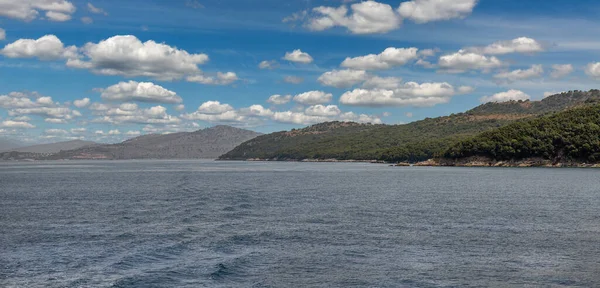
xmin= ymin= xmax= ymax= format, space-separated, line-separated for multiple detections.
xmin=413 ymin=157 xmax=600 ymax=168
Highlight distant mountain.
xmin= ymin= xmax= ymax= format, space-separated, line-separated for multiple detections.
xmin=220 ymin=90 xmax=600 ymax=163
xmin=0 ymin=138 xmax=23 ymax=152
xmin=4 ymin=140 xmax=98 ymax=154
xmin=41 ymin=125 xmax=262 ymax=160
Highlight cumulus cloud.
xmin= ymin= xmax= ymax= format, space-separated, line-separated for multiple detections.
xmin=1 ymin=35 xmax=78 ymax=60
xmin=71 ymin=128 xmax=86 ymax=134
xmin=470 ymin=37 xmax=544 ymax=55
xmin=196 ymin=101 xmax=234 ymax=115
xmin=283 ymin=49 xmax=313 ymax=64
xmin=267 ymin=94 xmax=292 ymax=105
xmin=341 ymin=47 xmax=419 ymax=70
xmin=73 ymin=98 xmax=90 ymax=108
xmin=186 ymin=72 xmax=239 ymax=85
xmin=93 ymin=105 xmax=180 ymax=125
xmin=480 ymin=89 xmax=530 ymax=103
xmin=240 ymin=105 xmax=274 ymax=117
xmin=550 ymin=64 xmax=574 ymax=79
xmin=493 ymin=64 xmax=544 ymax=83
xmin=258 ymin=60 xmax=278 ymax=70
xmin=67 ymin=35 xmax=209 ymax=81
xmin=0 ymin=0 xmax=76 ymax=22
xmin=305 ymin=104 xmax=341 ymax=116
xmin=100 ymin=81 xmax=182 ymax=104
xmin=398 ymin=0 xmax=477 ymax=23
xmin=293 ymin=91 xmax=333 ymax=105
xmin=318 ymin=69 xmax=368 ymax=88
xmin=126 ymin=130 xmax=141 ymax=136
xmin=340 ymin=82 xmax=466 ymax=107
xmin=307 ymin=1 xmax=401 ymax=34
xmin=272 ymin=111 xmax=330 ymax=125
xmin=585 ymin=62 xmax=600 ymax=79
xmin=0 ymin=91 xmax=79 ymax=122
xmin=0 ymin=120 xmax=35 ymax=129
xmin=438 ymin=50 xmax=504 ymax=73
xmin=284 ymin=75 xmax=304 ymax=84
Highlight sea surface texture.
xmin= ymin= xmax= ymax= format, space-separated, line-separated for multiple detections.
xmin=1 ymin=160 xmax=599 ymax=287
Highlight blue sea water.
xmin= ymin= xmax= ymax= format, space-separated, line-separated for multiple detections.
xmin=1 ymin=160 xmax=599 ymax=287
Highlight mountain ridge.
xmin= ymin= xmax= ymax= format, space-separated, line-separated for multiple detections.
xmin=0 ymin=126 xmax=262 ymax=160
xmin=219 ymin=90 xmax=600 ymax=163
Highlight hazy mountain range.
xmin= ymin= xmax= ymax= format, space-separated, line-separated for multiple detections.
xmin=0 ymin=125 xmax=262 ymax=161
xmin=1 ymin=140 xmax=98 ymax=154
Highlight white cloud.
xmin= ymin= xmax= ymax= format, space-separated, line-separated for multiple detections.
xmin=471 ymin=37 xmax=544 ymax=55
xmin=284 ymin=75 xmax=304 ymax=84
xmin=186 ymin=72 xmax=239 ymax=85
xmin=196 ymin=101 xmax=234 ymax=115
xmin=493 ymin=64 xmax=544 ymax=83
xmin=305 ymin=105 xmax=341 ymax=116
xmin=550 ymin=64 xmax=574 ymax=79
xmin=307 ymin=1 xmax=401 ymax=34
xmin=362 ymin=76 xmax=403 ymax=89
xmin=341 ymin=47 xmax=418 ymax=70
xmin=100 ymin=81 xmax=182 ymax=104
xmin=258 ymin=60 xmax=278 ymax=70
xmin=126 ymin=130 xmax=141 ymax=136
xmin=68 ymin=35 xmax=209 ymax=81
xmin=318 ymin=69 xmax=368 ymax=88
xmin=398 ymin=0 xmax=477 ymax=23
xmin=87 ymin=3 xmax=107 ymax=15
xmin=438 ymin=50 xmax=504 ymax=73
xmin=174 ymin=104 xmax=185 ymax=111
xmin=0 ymin=0 xmax=76 ymax=22
xmin=585 ymin=62 xmax=600 ymax=79
xmin=71 ymin=128 xmax=86 ymax=134
xmin=45 ymin=128 xmax=68 ymax=135
xmin=94 ymin=105 xmax=180 ymax=125
xmin=1 ymin=35 xmax=77 ymax=60
xmin=340 ymin=82 xmax=461 ymax=107
xmin=240 ymin=105 xmax=274 ymax=117
xmin=293 ymin=91 xmax=333 ymax=105
xmin=73 ymin=98 xmax=90 ymax=108
xmin=272 ymin=111 xmax=330 ymax=125
xmin=46 ymin=10 xmax=71 ymax=21
xmin=267 ymin=94 xmax=292 ymax=105
xmin=480 ymin=89 xmax=530 ymax=103
xmin=0 ymin=28 xmax=5 ymax=41
xmin=182 ymin=109 xmax=247 ymax=123
xmin=283 ymin=49 xmax=313 ymax=64
xmin=108 ymin=129 xmax=120 ymax=135
xmin=1 ymin=120 xmax=35 ymax=129
xmin=543 ymin=91 xmax=564 ymax=98
xmin=339 ymin=112 xmax=382 ymax=124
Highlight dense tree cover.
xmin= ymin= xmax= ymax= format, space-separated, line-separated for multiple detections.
xmin=443 ymin=104 xmax=600 ymax=163
xmin=220 ymin=90 xmax=600 ymax=163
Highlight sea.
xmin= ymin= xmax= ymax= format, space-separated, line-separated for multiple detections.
xmin=1 ymin=160 xmax=599 ymax=287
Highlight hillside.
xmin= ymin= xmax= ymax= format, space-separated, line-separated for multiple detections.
xmin=220 ymin=90 xmax=600 ymax=162
xmin=0 ymin=126 xmax=262 ymax=160
xmin=441 ymin=104 xmax=600 ymax=165
xmin=3 ymin=140 xmax=98 ymax=154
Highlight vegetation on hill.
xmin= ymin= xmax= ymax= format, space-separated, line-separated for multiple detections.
xmin=442 ymin=104 xmax=600 ymax=163
xmin=220 ymin=90 xmax=600 ymax=163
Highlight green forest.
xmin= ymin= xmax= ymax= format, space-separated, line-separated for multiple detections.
xmin=442 ymin=104 xmax=600 ymax=163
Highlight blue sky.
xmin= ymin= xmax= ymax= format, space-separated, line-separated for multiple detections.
xmin=1 ymin=0 xmax=600 ymax=144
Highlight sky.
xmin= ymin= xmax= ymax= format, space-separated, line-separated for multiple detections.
xmin=1 ymin=0 xmax=600 ymax=144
